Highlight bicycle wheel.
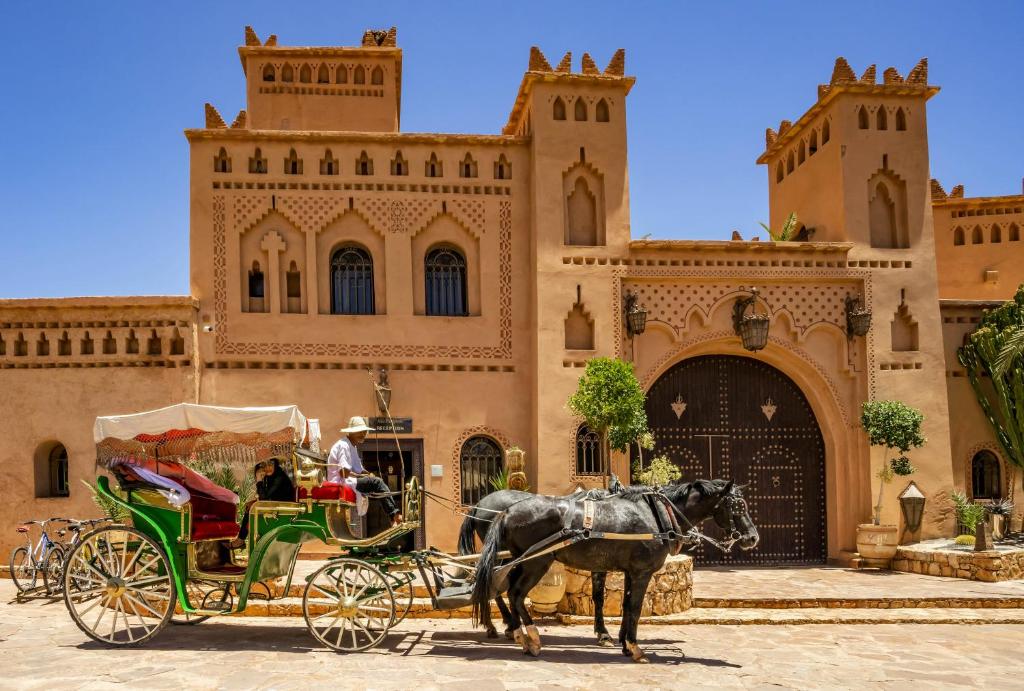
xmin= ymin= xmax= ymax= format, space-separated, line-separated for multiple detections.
xmin=9 ymin=546 xmax=36 ymax=592
xmin=42 ymin=546 xmax=66 ymax=596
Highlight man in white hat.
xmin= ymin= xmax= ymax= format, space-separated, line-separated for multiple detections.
xmin=327 ymin=416 xmax=402 ymax=526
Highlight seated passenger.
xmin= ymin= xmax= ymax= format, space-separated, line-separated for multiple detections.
xmin=230 ymin=459 xmax=295 ymax=548
xmin=328 ymin=416 xmax=403 ymax=527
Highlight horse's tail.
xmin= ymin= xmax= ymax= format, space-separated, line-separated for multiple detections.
xmin=471 ymin=511 xmax=504 ymax=629
xmin=457 ymin=511 xmax=477 ymax=556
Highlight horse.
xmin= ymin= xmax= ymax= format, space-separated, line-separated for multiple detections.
xmin=470 ymin=479 xmax=758 ymax=662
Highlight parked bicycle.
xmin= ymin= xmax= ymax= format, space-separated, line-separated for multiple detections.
xmin=9 ymin=517 xmax=108 ymax=596
xmin=45 ymin=518 xmax=109 ymax=596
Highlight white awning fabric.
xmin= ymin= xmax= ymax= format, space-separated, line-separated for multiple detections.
xmin=93 ymin=403 xmax=307 ymax=443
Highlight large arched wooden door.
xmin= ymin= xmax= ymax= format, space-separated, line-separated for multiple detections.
xmin=637 ymin=355 xmax=826 ymax=565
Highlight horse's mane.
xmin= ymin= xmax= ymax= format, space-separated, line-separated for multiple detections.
xmin=577 ymin=477 xmax=730 ymax=503
xmin=663 ymin=478 xmax=730 ymax=501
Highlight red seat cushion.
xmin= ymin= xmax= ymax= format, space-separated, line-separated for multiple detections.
xmin=191 ymin=519 xmax=240 ymax=541
xmin=298 ymin=482 xmax=356 ymax=503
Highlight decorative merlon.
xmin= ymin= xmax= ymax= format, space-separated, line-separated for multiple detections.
xmin=930 ymin=179 xmax=947 ymax=200
xmin=528 ymin=46 xmax=552 ymax=72
xmin=230 ymin=109 xmax=247 ymax=129
xmin=205 ymin=103 xmax=227 ymax=129
xmin=581 ymin=52 xmax=599 ymax=75
xmin=950 ymin=184 xmax=965 ymax=198
xmin=244 ymin=25 xmax=261 ymax=46
xmin=362 ymin=27 xmax=397 ymax=47
xmin=604 ymin=49 xmax=625 ymax=76
xmin=555 ymin=52 xmax=572 ymax=73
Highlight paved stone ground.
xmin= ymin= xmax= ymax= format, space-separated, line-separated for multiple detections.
xmin=2 ymin=581 xmax=1023 ymax=689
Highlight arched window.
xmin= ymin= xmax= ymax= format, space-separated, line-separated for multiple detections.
xmin=575 ymin=424 xmax=605 ymax=475
xmin=953 ymin=227 xmax=965 ymax=246
xmin=286 ymin=260 xmax=302 ymax=300
xmin=991 ymin=224 xmax=1002 ymax=243
xmin=858 ymin=106 xmax=869 ymax=130
xmin=262 ymin=64 xmax=275 ymax=82
xmin=460 ymin=153 xmax=477 ymax=178
xmin=776 ymin=161 xmax=784 ymax=183
xmin=494 ymin=154 xmax=511 ymax=180
xmin=1010 ymin=223 xmax=1020 ymax=242
xmin=371 ymin=66 xmax=384 ymax=85
xmin=425 ymin=153 xmax=443 ymax=178
xmin=972 ymin=225 xmax=984 ymax=244
xmin=317 ymin=64 xmax=330 ymax=83
xmin=299 ymin=64 xmax=312 ymax=83
xmin=80 ymin=331 xmax=94 ymax=355
xmin=147 ymin=329 xmax=162 ymax=355
xmin=809 ymin=130 xmax=818 ymax=155
xmin=36 ymin=333 xmax=49 ymax=356
xmin=250 ymin=148 xmax=267 ymax=174
xmin=356 ymin=151 xmax=373 ymax=175
xmin=596 ymin=98 xmax=610 ymax=122
xmin=459 ymin=436 xmax=503 ymax=505
xmin=330 ymin=246 xmax=375 ymax=315
xmin=102 ymin=330 xmax=117 ymax=355
xmin=281 ymin=64 xmax=294 ymax=83
xmin=169 ymin=328 xmax=184 ymax=355
xmin=574 ymin=98 xmax=588 ymax=121
xmin=37 ymin=443 xmax=70 ymax=498
xmin=798 ymin=141 xmax=806 ymax=165
xmin=895 ymin=107 xmax=907 ymax=131
xmin=249 ymin=261 xmax=265 ymax=299
xmin=125 ymin=329 xmax=139 ymax=354
xmin=354 ymin=65 xmax=366 ymax=84
xmin=284 ymin=148 xmax=302 ymax=175
xmin=425 ymin=247 xmax=468 ymax=316
xmin=214 ymin=147 xmax=231 ymax=173
xmin=58 ymin=331 xmax=71 ymax=356
xmin=553 ymin=97 xmax=566 ymax=120
xmin=876 ymin=107 xmax=888 ymax=130
xmin=336 ymin=65 xmax=348 ymax=84
xmin=971 ymin=450 xmax=1002 ymax=500
xmin=391 ymin=151 xmax=407 ymax=176
xmin=320 ymin=149 xmax=338 ymax=175
xmin=786 ymin=151 xmax=795 ymax=174
xmin=822 ymin=119 xmax=831 ymax=144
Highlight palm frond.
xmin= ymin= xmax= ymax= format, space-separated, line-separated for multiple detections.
xmin=993 ymin=327 xmax=1024 ymax=376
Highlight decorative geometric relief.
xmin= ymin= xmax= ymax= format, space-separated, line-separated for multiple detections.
xmin=449 ymin=198 xmax=486 ymax=235
xmin=277 ymin=195 xmax=347 ymax=233
xmin=233 ymin=194 xmax=274 ymax=234
xmin=388 ymin=200 xmax=407 ymax=233
xmin=352 ymin=197 xmax=392 ymax=236
xmin=670 ymin=395 xmax=687 ymax=419
xmin=761 ymin=397 xmax=777 ymax=422
xmin=407 ymin=199 xmax=443 ymax=237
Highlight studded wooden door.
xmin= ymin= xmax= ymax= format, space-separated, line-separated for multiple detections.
xmin=636 ymin=355 xmax=826 ymax=565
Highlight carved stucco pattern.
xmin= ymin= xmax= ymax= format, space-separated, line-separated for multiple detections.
xmin=214 ymin=192 xmax=512 ymax=359
xmin=452 ymin=425 xmax=511 ymax=507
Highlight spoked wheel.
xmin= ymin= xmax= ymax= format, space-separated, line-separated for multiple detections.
xmin=386 ymin=571 xmax=415 ymax=627
xmin=63 ymin=526 xmax=176 ymax=646
xmin=172 ymin=580 xmax=231 ymax=625
xmin=42 ymin=546 xmax=66 ymax=596
xmin=9 ymin=547 xmax=36 ymax=593
xmin=303 ymin=559 xmax=395 ymax=652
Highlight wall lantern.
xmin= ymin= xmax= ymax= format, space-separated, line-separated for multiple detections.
xmin=624 ymin=291 xmax=648 ymax=338
xmin=732 ymin=287 xmax=770 ymax=352
xmin=845 ymin=294 xmax=872 ymax=339
xmin=898 ymin=481 xmax=926 ymax=533
xmin=374 ymin=367 xmax=392 ymax=417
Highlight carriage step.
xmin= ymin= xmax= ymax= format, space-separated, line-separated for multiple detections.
xmin=240 ymin=596 xmax=501 ymax=619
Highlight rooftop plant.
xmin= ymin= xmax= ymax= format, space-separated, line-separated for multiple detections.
xmin=759 ymin=212 xmax=800 ymax=242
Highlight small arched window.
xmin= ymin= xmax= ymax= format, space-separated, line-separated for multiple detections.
xmin=125 ymin=329 xmax=139 ymax=355
xmin=786 ymin=151 xmax=795 ymax=174
xmin=284 ymin=148 xmax=302 ymax=175
xmin=80 ymin=331 xmax=94 ymax=355
xmin=147 ymin=329 xmax=162 ymax=356
xmin=281 ymin=64 xmax=294 ymax=83
xmin=336 ymin=65 xmax=349 ymax=84
xmin=250 ymin=148 xmax=267 ymax=174
xmin=320 ymin=149 xmax=339 ymax=175
xmin=371 ymin=66 xmax=384 ymax=85
xmin=595 ymin=98 xmax=610 ymax=122
xmin=330 ymin=246 xmax=375 ymax=315
xmin=1010 ymin=223 xmax=1020 ymax=242
xmin=356 ymin=151 xmax=373 ymax=175
xmin=13 ymin=332 xmax=27 ymax=356
xmin=102 ymin=330 xmax=117 ymax=355
xmin=953 ymin=227 xmax=965 ymax=246
xmin=58 ymin=331 xmax=71 ymax=356
xmin=249 ymin=261 xmax=265 ymax=298
xmin=776 ymin=161 xmax=784 ymax=183
xmin=286 ymin=260 xmax=302 ymax=299
xmin=809 ymin=130 xmax=818 ymax=155
xmin=574 ymin=98 xmax=588 ymax=121
xmin=391 ymin=151 xmax=408 ymax=176
xmin=553 ymin=97 xmax=566 ymax=121
xmin=169 ymin=328 xmax=184 ymax=355
xmin=858 ymin=106 xmax=869 ymax=130
xmin=425 ymin=247 xmax=468 ymax=317
xmin=425 ymin=153 xmax=443 ymax=178
xmin=317 ymin=64 xmax=330 ymax=83
xmin=822 ymin=119 xmax=831 ymax=144
xmin=798 ymin=141 xmax=806 ymax=165
xmin=459 ymin=436 xmax=503 ymax=505
xmin=876 ymin=107 xmax=888 ymax=130
xmin=973 ymin=226 xmax=984 ymax=244
xmin=214 ymin=147 xmax=231 ymax=173
xmin=262 ymin=64 xmax=275 ymax=82
xmin=494 ymin=154 xmax=512 ymax=180
xmin=36 ymin=333 xmax=49 ymax=356
xmin=575 ymin=424 xmax=605 ymax=476
xmin=460 ymin=153 xmax=477 ymax=178
xmin=895 ymin=108 xmax=907 ymax=131
xmin=299 ymin=64 xmax=312 ymax=83
xmin=354 ymin=65 xmax=366 ymax=84
xmin=41 ymin=444 xmax=70 ymax=498
xmin=991 ymin=224 xmax=1002 ymax=243
xmin=971 ymin=450 xmax=1002 ymax=500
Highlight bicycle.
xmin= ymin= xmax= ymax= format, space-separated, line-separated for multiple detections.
xmin=9 ymin=518 xmax=63 ymax=594
xmin=45 ymin=518 xmax=109 ymax=596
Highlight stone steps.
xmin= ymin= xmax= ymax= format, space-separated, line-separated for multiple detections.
xmin=691 ymin=597 xmax=1024 ymax=609
xmin=239 ymin=596 xmax=498 ymax=619
xmin=558 ymin=607 xmax=1024 ymax=626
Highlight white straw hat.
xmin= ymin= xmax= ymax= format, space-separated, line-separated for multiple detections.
xmin=339 ymin=416 xmax=375 ymax=434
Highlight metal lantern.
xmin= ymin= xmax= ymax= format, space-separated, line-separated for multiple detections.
xmin=732 ymin=287 xmax=771 ymax=352
xmin=374 ymin=368 xmax=392 ymax=416
xmin=898 ymin=481 xmax=925 ymax=533
xmin=845 ymin=295 xmax=872 ymax=339
xmin=624 ymin=292 xmax=648 ymax=338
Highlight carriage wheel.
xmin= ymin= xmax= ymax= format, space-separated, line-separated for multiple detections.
xmin=63 ymin=526 xmax=175 ymax=646
xmin=172 ymin=580 xmax=231 ymax=625
xmin=386 ymin=571 xmax=415 ymax=627
xmin=9 ymin=546 xmax=36 ymax=593
xmin=303 ymin=559 xmax=395 ymax=652
xmin=42 ymin=546 xmax=66 ymax=596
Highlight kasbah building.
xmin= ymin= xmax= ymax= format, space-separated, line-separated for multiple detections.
xmin=2 ymin=26 xmax=1023 ymax=565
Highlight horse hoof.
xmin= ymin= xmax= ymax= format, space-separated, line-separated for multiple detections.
xmin=504 ymin=628 xmax=515 ymax=641
xmin=597 ymin=634 xmax=614 ymax=647
xmin=626 ymin=642 xmax=649 ymax=663
xmin=525 ymin=624 xmax=542 ymax=656
xmin=486 ymin=628 xmax=498 ymax=639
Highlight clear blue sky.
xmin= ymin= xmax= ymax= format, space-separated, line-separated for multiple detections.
xmin=1 ymin=2 xmax=1021 ymax=298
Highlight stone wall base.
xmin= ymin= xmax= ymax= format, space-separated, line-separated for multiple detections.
xmin=893 ymin=544 xmax=1024 ymax=582
xmin=558 ymin=554 xmax=693 ymax=616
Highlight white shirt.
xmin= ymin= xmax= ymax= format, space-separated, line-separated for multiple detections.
xmin=327 ymin=437 xmax=364 ymax=482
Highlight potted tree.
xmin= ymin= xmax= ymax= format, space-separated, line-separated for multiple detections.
xmin=857 ymin=400 xmax=926 ymax=562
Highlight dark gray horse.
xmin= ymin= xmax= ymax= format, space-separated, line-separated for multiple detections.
xmin=471 ymin=479 xmax=758 ymax=662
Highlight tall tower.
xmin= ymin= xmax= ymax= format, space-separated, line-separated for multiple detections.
xmin=239 ymin=26 xmax=402 ymax=132
xmin=759 ymin=57 xmax=955 ymax=531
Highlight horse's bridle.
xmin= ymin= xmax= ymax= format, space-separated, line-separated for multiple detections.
xmin=663 ymin=487 xmax=749 ymax=553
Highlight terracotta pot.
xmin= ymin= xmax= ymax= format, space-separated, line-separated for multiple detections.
xmin=528 ymin=562 xmax=566 ymax=614
xmin=856 ymin=523 xmax=899 ymax=560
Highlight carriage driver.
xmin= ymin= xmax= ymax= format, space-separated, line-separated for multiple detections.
xmin=327 ymin=416 xmax=403 ymax=527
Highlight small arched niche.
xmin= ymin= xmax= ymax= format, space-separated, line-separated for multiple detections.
xmin=867 ymin=171 xmax=909 ymax=248
xmin=891 ymin=302 xmax=919 ymax=352
xmin=565 ymin=292 xmax=595 ymax=350
xmin=34 ymin=441 xmax=70 ymax=498
xmin=566 ymin=176 xmax=598 ymax=246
